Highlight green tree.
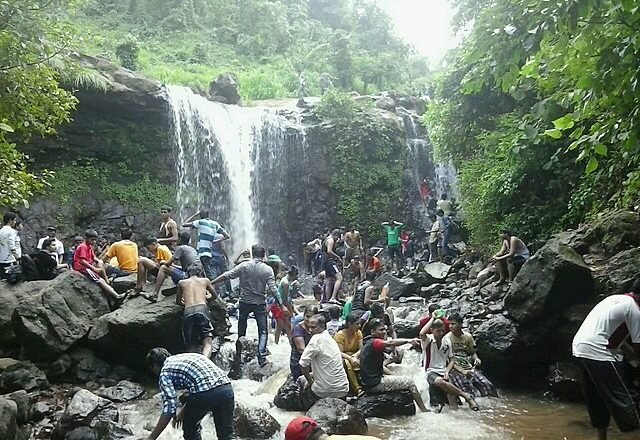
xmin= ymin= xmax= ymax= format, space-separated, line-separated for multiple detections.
xmin=0 ymin=1 xmax=78 ymax=207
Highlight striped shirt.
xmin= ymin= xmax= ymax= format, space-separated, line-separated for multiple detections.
xmin=223 ymin=258 xmax=277 ymax=305
xmin=191 ymin=219 xmax=225 ymax=258
xmin=158 ymin=353 xmax=231 ymax=415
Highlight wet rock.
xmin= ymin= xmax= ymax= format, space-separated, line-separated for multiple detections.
xmin=603 ymin=247 xmax=640 ymax=294
xmin=424 ymin=262 xmax=451 ymax=281
xmin=110 ymin=274 xmax=137 ymax=294
xmin=505 ymin=239 xmax=594 ymax=324
xmin=2 ymin=390 xmax=30 ymax=423
xmin=97 ymin=380 xmax=145 ymax=403
xmin=12 ymin=272 xmax=111 ymax=360
xmin=46 ymin=354 xmax=73 ymax=380
xmin=243 ymin=359 xmax=280 ymax=382
xmin=0 ymin=360 xmax=49 ymax=393
xmin=0 ymin=280 xmax=48 ymax=354
xmin=373 ymin=273 xmax=417 ymax=299
xmin=375 ymin=97 xmax=396 ymax=112
xmin=65 ymin=426 xmax=97 ymax=440
xmin=419 ymin=283 xmax=445 ymax=298
xmin=209 ymin=73 xmax=242 ymax=105
xmin=306 ymin=397 xmax=367 ymax=435
xmin=0 ymin=358 xmax=20 ymax=372
xmin=67 ymin=349 xmax=111 ymax=383
xmin=92 ymin=419 xmax=133 ymax=439
xmin=393 ymin=320 xmax=419 ymax=339
xmin=355 ymin=390 xmax=416 ymax=418
xmin=228 ymin=337 xmax=260 ymax=380
xmin=33 ymin=401 xmax=53 ymax=421
xmin=0 ymin=397 xmax=18 ymax=440
xmin=233 ymin=403 xmax=280 ymax=439
xmin=547 ymin=362 xmax=583 ymax=403
xmin=56 ymin=389 xmax=117 ymax=439
xmin=87 ymin=295 xmax=183 ymax=369
xmin=273 ymin=376 xmax=302 ymax=411
xmin=473 ymin=315 xmax=518 ymax=378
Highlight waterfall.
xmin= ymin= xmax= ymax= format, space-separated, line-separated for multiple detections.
xmin=165 ymin=86 xmax=306 ymax=259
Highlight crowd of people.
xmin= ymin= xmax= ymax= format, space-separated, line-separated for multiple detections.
xmin=8 ymin=204 xmax=637 ymax=440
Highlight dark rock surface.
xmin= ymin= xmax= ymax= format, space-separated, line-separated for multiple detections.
xmin=0 ymin=281 xmax=48 ymax=355
xmin=1 ymin=390 xmax=31 ymax=424
xmin=0 ymin=397 xmax=19 ymax=440
xmin=274 ymin=376 xmax=302 ymax=411
xmin=209 ymin=73 xmax=242 ymax=105
xmin=355 ymin=390 xmax=416 ymax=418
xmin=0 ymin=361 xmax=49 ymax=393
xmin=373 ymin=273 xmax=417 ymax=299
xmin=306 ymin=397 xmax=368 ymax=435
xmin=233 ymin=403 xmax=280 ymax=439
xmin=97 ymin=380 xmax=145 ymax=403
xmin=393 ymin=319 xmax=420 ymax=339
xmin=12 ymin=272 xmax=111 ymax=360
xmin=547 ymin=362 xmax=583 ymax=403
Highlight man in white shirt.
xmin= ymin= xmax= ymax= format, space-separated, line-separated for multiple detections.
xmin=298 ymin=314 xmax=349 ymax=410
xmin=572 ymin=277 xmax=640 ymax=439
xmin=37 ymin=225 xmax=64 ymax=264
xmin=0 ymin=212 xmax=18 ymax=279
xmin=420 ymin=316 xmax=478 ymax=411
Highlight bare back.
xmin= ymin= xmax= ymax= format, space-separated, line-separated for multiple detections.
xmin=177 ymin=276 xmax=213 ymax=308
xmin=345 ymin=230 xmax=360 ymax=248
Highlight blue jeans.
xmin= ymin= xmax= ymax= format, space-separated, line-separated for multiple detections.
xmin=183 ymin=383 xmax=235 ymax=440
xmin=441 ymin=230 xmax=452 ymax=257
xmin=237 ymin=302 xmax=268 ymax=365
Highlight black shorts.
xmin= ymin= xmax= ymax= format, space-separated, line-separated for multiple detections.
xmin=388 ymin=244 xmax=402 ymax=260
xmin=577 ymin=357 xmax=640 ymax=432
xmin=507 ymin=255 xmax=527 ymax=266
xmin=324 ymin=260 xmax=341 ymax=278
xmin=182 ymin=304 xmax=214 ymax=348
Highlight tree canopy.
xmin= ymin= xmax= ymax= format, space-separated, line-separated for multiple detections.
xmin=425 ymin=0 xmax=640 ymax=248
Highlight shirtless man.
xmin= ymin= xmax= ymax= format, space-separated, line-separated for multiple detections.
xmin=343 ymin=226 xmax=364 ymax=280
xmin=493 ymin=230 xmax=530 ymax=283
xmin=176 ymin=261 xmax=217 ymax=358
xmin=323 ymin=229 xmax=343 ymax=304
xmin=158 ymin=205 xmax=178 ymax=249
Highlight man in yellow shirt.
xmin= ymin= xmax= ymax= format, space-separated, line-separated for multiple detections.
xmin=103 ymin=228 xmax=139 ymax=278
xmin=285 ymin=416 xmax=380 ymax=440
xmin=134 ymin=237 xmax=172 ymax=299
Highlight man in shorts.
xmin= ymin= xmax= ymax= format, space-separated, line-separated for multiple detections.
xmin=322 ymin=229 xmax=343 ymax=303
xmin=573 ymin=276 xmax=640 ymax=439
xmin=150 ymin=231 xmax=199 ymax=301
xmin=420 ymin=316 xmax=478 ymax=411
xmin=381 ymin=220 xmax=403 ymax=271
xmin=177 ymin=261 xmax=216 ymax=358
xmin=135 ymin=237 xmax=172 ymax=298
xmin=359 ymin=318 xmax=428 ymax=412
xmin=73 ymin=229 xmax=125 ymax=301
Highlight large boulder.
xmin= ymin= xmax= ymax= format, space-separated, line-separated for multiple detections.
xmin=0 ymin=281 xmax=48 ymax=355
xmin=559 ymin=210 xmax=640 ymax=256
xmin=55 ymin=389 xmax=118 ymax=439
xmin=87 ymin=296 xmax=182 ymax=369
xmin=233 ymin=403 xmax=280 ymax=439
xmin=273 ymin=376 xmax=302 ymax=411
xmin=0 ymin=361 xmax=49 ymax=393
xmin=66 ymin=348 xmax=112 ymax=384
xmin=602 ymin=247 xmax=640 ymax=294
xmin=208 ymin=73 xmax=242 ymax=105
xmin=373 ymin=273 xmax=417 ymax=299
xmin=354 ymin=391 xmax=416 ymax=418
xmin=306 ymin=398 xmax=367 ymax=435
xmin=12 ymin=272 xmax=111 ymax=360
xmin=0 ymin=397 xmax=18 ymax=440
xmin=1 ymin=390 xmax=30 ymax=424
xmin=473 ymin=315 xmax=519 ymax=380
xmin=505 ymin=239 xmax=594 ymax=324
xmin=393 ymin=319 xmax=419 ymax=339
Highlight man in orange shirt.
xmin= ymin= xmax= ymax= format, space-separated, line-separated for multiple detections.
xmin=103 ymin=228 xmax=139 ymax=278
xmin=134 ymin=237 xmax=172 ymax=298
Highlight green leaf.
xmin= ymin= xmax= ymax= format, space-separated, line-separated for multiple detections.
xmin=586 ymin=157 xmax=598 ymax=174
xmin=594 ymin=144 xmax=607 ymax=156
xmin=0 ymin=123 xmax=14 ymax=132
xmin=544 ymin=128 xmax=563 ymax=139
xmin=552 ymin=115 xmax=574 ymax=130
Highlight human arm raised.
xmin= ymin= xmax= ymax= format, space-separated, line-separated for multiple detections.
xmin=181 ymin=211 xmax=201 ymax=227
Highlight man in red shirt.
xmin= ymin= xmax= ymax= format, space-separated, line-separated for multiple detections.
xmin=73 ymin=229 xmax=125 ymax=301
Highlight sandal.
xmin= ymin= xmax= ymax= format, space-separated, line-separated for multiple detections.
xmin=142 ymin=292 xmax=158 ymax=303
xmin=356 ymin=389 xmax=365 ymax=398
xmin=467 ymin=398 xmax=479 ymax=411
xmin=130 ymin=287 xmax=143 ymax=298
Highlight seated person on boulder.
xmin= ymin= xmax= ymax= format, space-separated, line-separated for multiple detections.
xmin=420 ymin=315 xmax=478 ymax=412
xmin=177 ymin=261 xmax=216 ymax=358
xmin=134 ymin=237 xmax=172 ymax=298
xmin=492 ymin=230 xmax=530 ymax=283
xmin=359 ymin=318 xmax=428 ymax=412
xmin=298 ymin=314 xmax=350 ymax=410
xmin=290 ymin=306 xmax=316 ymax=380
xmin=102 ymin=228 xmax=138 ymax=279
xmin=73 ymin=229 xmax=126 ymax=301
xmin=42 ymin=238 xmax=68 ymax=273
xmin=444 ymin=313 xmax=498 ymax=399
xmin=149 ymin=231 xmax=199 ymax=301
xmin=335 ymin=311 xmax=365 ymax=396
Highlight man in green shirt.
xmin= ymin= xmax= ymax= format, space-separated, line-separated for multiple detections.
xmin=381 ymin=220 xmax=403 ymax=271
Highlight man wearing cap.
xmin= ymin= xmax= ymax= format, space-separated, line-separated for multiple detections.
xmin=572 ymin=276 xmax=640 ymax=439
xmin=211 ymin=244 xmax=277 ymax=367
xmin=37 ymin=225 xmax=64 ymax=264
xmin=285 ymin=416 xmax=380 ymax=440
xmin=145 ymin=348 xmax=234 ymax=440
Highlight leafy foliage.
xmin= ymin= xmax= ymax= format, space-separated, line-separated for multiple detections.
xmin=0 ymin=0 xmax=79 ymax=208
xmin=317 ymin=91 xmax=405 ymax=241
xmin=69 ymin=0 xmax=429 ymax=100
xmin=425 ymin=0 xmax=640 ymax=248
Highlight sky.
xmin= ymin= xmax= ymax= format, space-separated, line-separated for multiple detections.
xmin=378 ymin=0 xmax=456 ymax=65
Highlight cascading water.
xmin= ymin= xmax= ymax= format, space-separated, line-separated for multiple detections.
xmin=166 ymin=86 xmax=308 ymax=259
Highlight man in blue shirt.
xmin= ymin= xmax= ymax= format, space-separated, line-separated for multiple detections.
xmin=183 ymin=209 xmax=230 ymax=280
xmin=145 ymin=348 xmax=234 ymax=440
